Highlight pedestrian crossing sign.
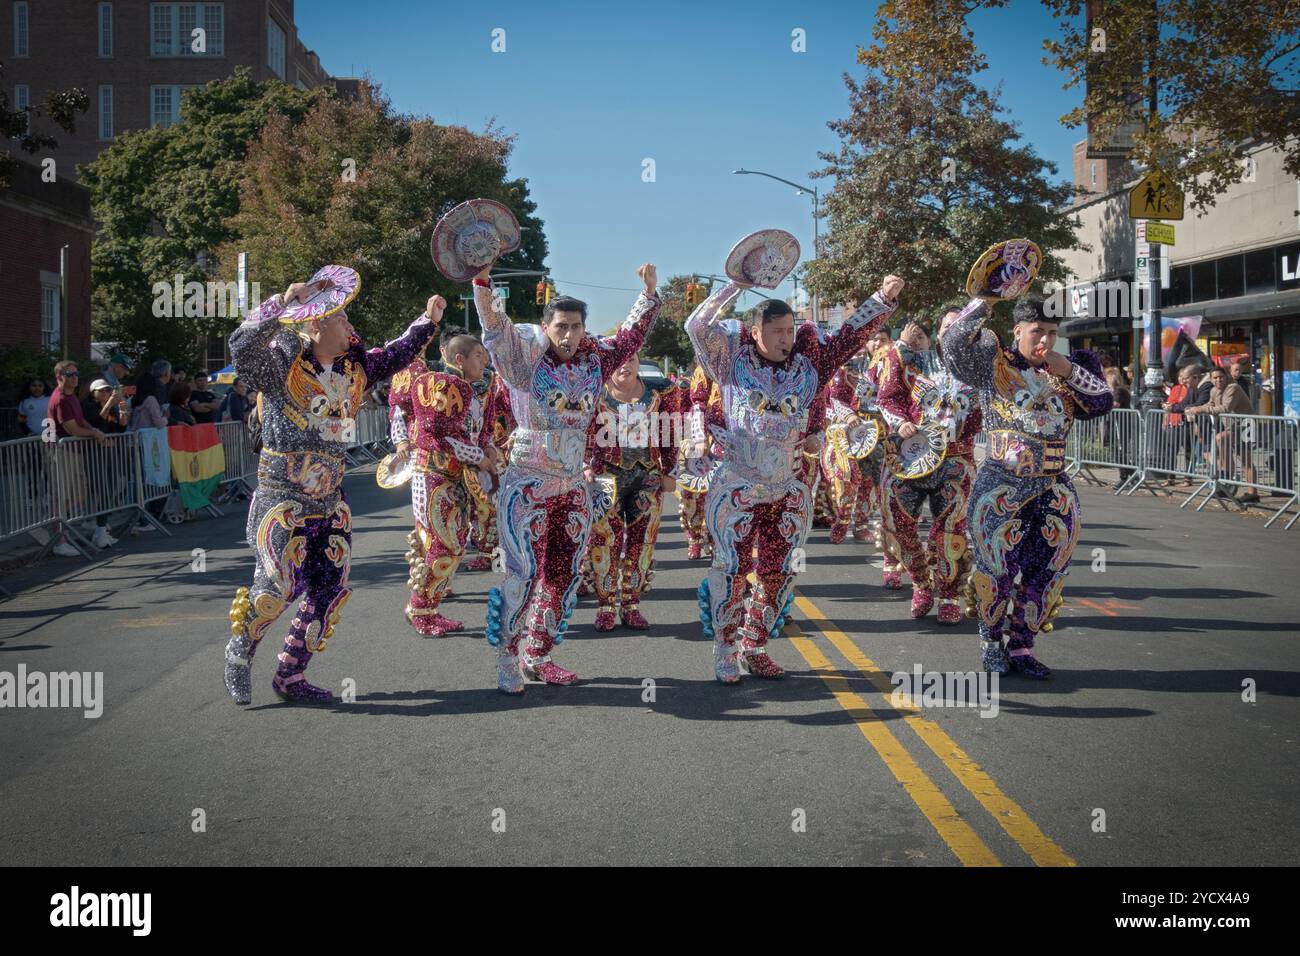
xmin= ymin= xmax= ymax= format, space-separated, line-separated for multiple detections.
xmin=1129 ymin=169 xmax=1184 ymax=220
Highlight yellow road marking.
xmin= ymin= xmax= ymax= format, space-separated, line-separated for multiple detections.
xmin=793 ymin=592 xmax=1077 ymax=867
xmin=785 ymin=632 xmax=1002 ymax=866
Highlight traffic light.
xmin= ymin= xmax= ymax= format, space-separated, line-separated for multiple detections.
xmin=544 ymin=279 xmax=556 ymax=304
xmin=686 ymin=281 xmax=699 ymax=307
xmin=535 ymin=280 xmax=545 ymax=305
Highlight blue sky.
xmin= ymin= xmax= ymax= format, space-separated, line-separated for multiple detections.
xmin=297 ymin=0 xmax=1083 ymax=328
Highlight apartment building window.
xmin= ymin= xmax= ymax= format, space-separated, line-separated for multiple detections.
xmin=151 ymin=85 xmax=200 ymax=127
xmin=99 ymin=86 xmax=113 ymax=139
xmin=14 ymin=84 xmax=29 ymax=132
xmin=151 ymin=3 xmax=224 ymax=56
xmin=267 ymin=18 xmax=286 ymax=78
xmin=41 ymin=283 xmax=61 ymax=352
xmin=1090 ymin=162 xmax=1097 ymax=187
xmin=99 ymin=3 xmax=113 ymax=56
xmin=14 ymin=2 xmax=29 ymax=57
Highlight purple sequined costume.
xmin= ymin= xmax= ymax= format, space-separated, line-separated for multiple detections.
xmin=939 ymin=298 xmax=1112 ymax=677
xmin=223 ymin=293 xmax=435 ymax=704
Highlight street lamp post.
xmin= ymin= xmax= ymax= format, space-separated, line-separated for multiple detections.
xmin=733 ymin=168 xmax=819 ymax=323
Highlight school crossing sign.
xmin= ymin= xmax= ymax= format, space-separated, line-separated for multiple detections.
xmin=1128 ymin=169 xmax=1184 ymax=221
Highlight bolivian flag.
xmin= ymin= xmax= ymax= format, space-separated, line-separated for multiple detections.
xmin=169 ymin=424 xmax=226 ymax=509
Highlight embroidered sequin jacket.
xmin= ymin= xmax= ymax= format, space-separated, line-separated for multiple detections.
xmin=939 ymin=298 xmax=1113 ymax=478
xmin=684 ymin=281 xmax=897 ymax=484
xmin=388 ymin=365 xmax=491 ymax=479
xmin=473 ymin=284 xmax=661 ymax=478
xmin=230 ymin=293 xmax=436 ymax=503
xmin=587 ymin=379 xmax=687 ymax=477
xmin=875 ymin=343 xmax=983 ymax=457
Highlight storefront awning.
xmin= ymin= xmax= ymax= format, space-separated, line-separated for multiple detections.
xmin=1164 ymin=288 xmax=1300 ymax=324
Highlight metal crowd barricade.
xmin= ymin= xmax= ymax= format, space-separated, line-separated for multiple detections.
xmin=214 ymin=420 xmax=256 ymax=499
xmin=49 ymin=433 xmax=142 ymax=556
xmin=1121 ymin=408 xmax=1216 ymax=505
xmin=1212 ymin=413 xmax=1299 ymax=529
xmin=132 ymin=428 xmax=176 ymax=536
xmin=0 ymin=435 xmax=57 ymax=547
xmin=346 ymin=405 xmax=390 ymax=465
xmin=1066 ymin=407 xmax=1142 ymax=492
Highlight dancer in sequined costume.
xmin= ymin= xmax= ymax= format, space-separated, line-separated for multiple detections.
xmin=821 ymin=330 xmax=891 ymax=545
xmin=473 ymin=263 xmax=661 ymax=693
xmin=940 ymin=295 xmax=1112 ymax=678
xmin=877 ymin=310 xmax=983 ymax=624
xmin=223 ymin=279 xmax=441 ymax=704
xmin=462 ymin=370 xmax=512 ymax=572
xmin=586 ymin=351 xmax=685 ymax=631
xmin=684 ymin=274 xmax=903 ymax=683
xmin=389 ymin=335 xmax=498 ymax=636
xmin=676 ymin=365 xmax=721 ymax=560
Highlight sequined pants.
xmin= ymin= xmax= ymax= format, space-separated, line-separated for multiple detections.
xmin=967 ymin=464 xmax=1080 ymax=650
xmin=825 ymin=448 xmax=883 ymax=537
xmin=881 ymin=455 xmax=975 ymax=599
xmin=495 ymin=465 xmax=595 ymax=658
xmin=468 ymin=471 xmax=498 ymax=558
xmin=677 ymin=487 xmax=709 ymax=552
xmin=703 ymin=470 xmax=813 ymax=649
xmin=407 ymin=471 xmax=471 ymax=619
xmin=589 ymin=463 xmax=662 ymax=613
xmin=227 ymin=488 xmax=352 ymax=681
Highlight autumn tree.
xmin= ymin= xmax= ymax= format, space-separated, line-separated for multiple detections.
xmin=806 ymin=0 xmax=1082 ymax=327
xmin=82 ymin=69 xmax=326 ymax=367
xmin=222 ymin=82 xmax=548 ymax=346
xmin=1040 ymin=0 xmax=1300 ymax=212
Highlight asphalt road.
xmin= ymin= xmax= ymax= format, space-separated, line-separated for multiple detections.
xmin=1 ymin=465 xmax=1296 ymax=866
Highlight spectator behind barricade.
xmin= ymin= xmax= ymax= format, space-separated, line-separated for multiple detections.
xmin=102 ymin=353 xmax=133 ymax=390
xmin=1186 ymin=365 xmax=1258 ymax=502
xmin=189 ymin=372 xmax=219 ymax=424
xmin=1160 ymin=364 xmax=1202 ymax=484
xmin=1103 ymin=368 xmax=1133 ymax=482
xmin=168 ymin=382 xmax=196 ymax=426
xmin=16 ymin=377 xmax=49 ymax=436
xmin=129 ymin=372 xmax=168 ymax=431
xmin=222 ymin=377 xmax=251 ymax=423
xmin=1105 ymin=367 xmax=1131 ymax=409
xmin=150 ymin=360 xmax=173 ymax=414
xmin=1230 ymin=358 xmax=1256 ymax=412
xmin=47 ymin=360 xmax=113 ymax=555
xmin=83 ymin=379 xmax=128 ymax=434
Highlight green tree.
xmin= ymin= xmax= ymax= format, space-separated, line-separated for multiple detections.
xmin=806 ymin=0 xmax=1083 ymax=329
xmin=1 ymin=60 xmax=88 ymax=189
xmin=82 ymin=68 xmax=325 ymax=370
xmin=1039 ymin=0 xmax=1300 ymax=212
xmin=641 ymin=275 xmax=698 ymax=371
xmin=221 ymin=82 xmax=548 ymax=346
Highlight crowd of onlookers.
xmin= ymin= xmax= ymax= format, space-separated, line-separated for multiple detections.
xmin=11 ymin=354 xmax=259 ymax=555
xmin=1091 ymin=354 xmax=1264 ymax=502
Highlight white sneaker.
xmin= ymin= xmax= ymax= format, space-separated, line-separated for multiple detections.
xmin=92 ymin=528 xmax=117 ymax=548
xmin=52 ymin=542 xmax=80 ymax=558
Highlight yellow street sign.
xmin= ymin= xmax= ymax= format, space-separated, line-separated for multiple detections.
xmin=1146 ymin=222 xmax=1175 ymax=245
xmin=1129 ymin=169 xmax=1184 ymax=220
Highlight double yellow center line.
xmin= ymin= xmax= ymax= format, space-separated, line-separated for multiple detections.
xmin=788 ymin=591 xmax=1077 ymax=867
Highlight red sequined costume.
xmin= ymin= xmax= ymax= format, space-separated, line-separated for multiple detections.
xmin=475 ymin=280 xmax=661 ymax=693
xmin=685 ymin=282 xmax=898 ymax=683
xmin=875 ymin=343 xmax=983 ymax=622
xmin=676 ymin=366 xmax=721 ymax=560
xmin=820 ymin=357 xmax=886 ymax=544
xmin=463 ymin=372 xmax=513 ymax=571
xmin=388 ymin=358 xmax=492 ymax=635
xmin=586 ymin=378 xmax=685 ymax=630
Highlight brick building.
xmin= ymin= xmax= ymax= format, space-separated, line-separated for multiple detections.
xmin=2 ymin=0 xmax=350 ymax=180
xmin=0 ymin=159 xmax=93 ymax=358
